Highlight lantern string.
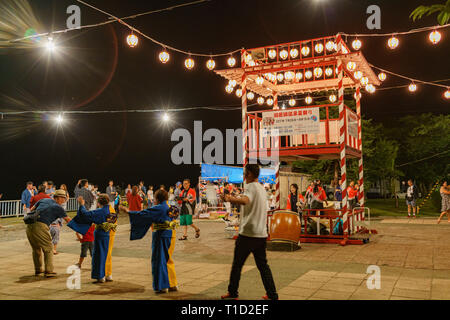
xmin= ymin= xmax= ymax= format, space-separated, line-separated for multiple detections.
xmin=341 ymin=23 xmax=450 ymax=37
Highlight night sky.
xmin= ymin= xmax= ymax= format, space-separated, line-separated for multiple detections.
xmin=0 ymin=0 xmax=448 ymax=199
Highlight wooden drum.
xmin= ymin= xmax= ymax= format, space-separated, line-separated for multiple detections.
xmin=269 ymin=210 xmax=301 ymax=244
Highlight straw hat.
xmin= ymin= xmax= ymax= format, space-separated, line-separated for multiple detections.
xmin=54 ymin=189 xmax=68 ymax=199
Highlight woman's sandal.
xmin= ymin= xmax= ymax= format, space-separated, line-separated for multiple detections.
xmin=179 ymin=235 xmax=188 ymax=241
xmin=195 ymin=229 xmax=200 ymax=238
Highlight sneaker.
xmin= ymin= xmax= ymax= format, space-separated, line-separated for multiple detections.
xmin=221 ymin=293 xmax=238 ymax=300
xmin=105 ymin=275 xmax=113 ymax=282
xmin=35 ymin=270 xmax=44 ymax=276
xmin=93 ymin=278 xmax=105 ymax=283
xmin=44 ymin=272 xmax=57 ymax=278
xmin=262 ymin=295 xmax=279 ymax=300
xmin=168 ymin=286 xmax=178 ymax=292
xmin=155 ymin=289 xmax=168 ymax=294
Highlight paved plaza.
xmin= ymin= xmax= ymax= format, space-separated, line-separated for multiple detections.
xmin=1 ymin=216 xmax=450 ymax=300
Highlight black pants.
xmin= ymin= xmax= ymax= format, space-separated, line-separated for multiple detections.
xmin=228 ymin=235 xmax=278 ymax=299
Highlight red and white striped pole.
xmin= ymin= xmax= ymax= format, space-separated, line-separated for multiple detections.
xmin=273 ymin=93 xmax=280 ymax=210
xmin=336 ymin=34 xmax=348 ymax=240
xmin=355 ymin=84 xmax=365 ymax=207
xmin=241 ymin=49 xmax=248 ymax=168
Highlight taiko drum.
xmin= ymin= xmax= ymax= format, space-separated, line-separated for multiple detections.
xmin=269 ymin=210 xmax=301 ymax=244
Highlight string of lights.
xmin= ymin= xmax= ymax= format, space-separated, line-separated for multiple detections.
xmin=341 ymin=23 xmax=450 ymax=37
xmin=8 ymin=0 xmax=211 ymax=43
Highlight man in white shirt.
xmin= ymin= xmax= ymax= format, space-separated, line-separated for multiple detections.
xmin=221 ymin=164 xmax=278 ymax=300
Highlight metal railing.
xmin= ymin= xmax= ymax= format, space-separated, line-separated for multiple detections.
xmin=0 ymin=198 xmax=79 ymax=218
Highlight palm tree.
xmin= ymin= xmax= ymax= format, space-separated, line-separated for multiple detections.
xmin=410 ymin=0 xmax=450 ymax=25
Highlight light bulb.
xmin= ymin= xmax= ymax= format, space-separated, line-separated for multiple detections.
xmin=378 ymin=72 xmax=387 ymax=82
xmin=277 ymin=73 xmax=284 ymax=82
xmin=325 ymin=67 xmax=333 ymax=77
xmin=444 ymin=89 xmax=450 ymax=99
xmin=301 ymin=46 xmax=310 ymax=56
xmin=225 ymin=85 xmax=234 ymax=94
xmin=388 ymin=36 xmax=399 ymax=49
xmin=255 ymin=76 xmax=264 ymax=85
xmin=326 ymin=41 xmax=336 ymax=52
xmin=314 ymin=67 xmax=323 ymax=78
xmin=159 ymin=50 xmax=170 ymax=64
xmin=315 ymin=43 xmax=324 ymax=54
xmin=365 ymin=84 xmax=376 ymax=93
xmin=206 ymin=59 xmax=216 ymax=70
xmin=305 ymin=70 xmax=313 ymax=79
xmin=284 ymin=71 xmax=295 ymax=81
xmin=126 ymin=34 xmax=139 ymax=47
xmin=162 ymin=113 xmax=170 ymax=122
xmin=408 ymin=83 xmax=417 ymax=92
xmin=185 ymin=58 xmax=195 ymax=69
xmin=295 ymin=72 xmax=303 ymax=81
xmin=236 ymin=88 xmax=242 ymax=97
xmin=305 ymin=96 xmax=313 ymax=104
xmin=279 ymin=49 xmax=288 ymax=60
xmin=360 ymin=77 xmax=369 ymax=86
xmin=329 ymin=94 xmax=337 ymax=103
xmin=290 ymin=48 xmax=299 ymax=58
xmin=354 ymin=71 xmax=363 ymax=80
xmin=247 ymin=92 xmax=255 ymax=100
xmin=354 ymin=92 xmax=361 ymax=100
xmin=352 ymin=39 xmax=362 ymax=50
xmin=429 ymin=30 xmax=441 ymax=45
xmin=266 ymin=98 xmax=274 ymax=106
xmin=346 ymin=61 xmax=356 ymax=71
xmin=268 ymin=49 xmax=277 ymax=59
xmin=227 ymin=56 xmax=236 ymax=67
xmin=228 ymin=79 xmax=237 ymax=87
xmin=289 ymin=98 xmax=296 ymax=106
xmin=257 ymin=97 xmax=265 ymax=105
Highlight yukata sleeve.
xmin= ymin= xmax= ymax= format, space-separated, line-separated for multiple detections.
xmin=128 ymin=207 xmax=164 ymax=241
xmin=67 ymin=206 xmax=103 ymax=235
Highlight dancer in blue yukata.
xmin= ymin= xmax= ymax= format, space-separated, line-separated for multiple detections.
xmin=119 ymin=189 xmax=179 ymax=294
xmin=67 ymin=194 xmax=117 ymax=283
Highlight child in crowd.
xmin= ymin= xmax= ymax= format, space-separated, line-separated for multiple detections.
xmin=75 ymin=224 xmax=95 ymax=268
xmin=50 ymin=218 xmax=63 ymax=255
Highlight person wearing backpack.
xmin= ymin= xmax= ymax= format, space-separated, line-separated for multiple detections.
xmin=178 ymin=179 xmax=200 ymax=240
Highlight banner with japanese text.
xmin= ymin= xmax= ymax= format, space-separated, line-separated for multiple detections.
xmin=261 ymin=108 xmax=320 ymax=136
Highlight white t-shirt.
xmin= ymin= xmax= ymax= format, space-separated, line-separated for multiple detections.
xmin=147 ymin=190 xmax=153 ymax=200
xmin=239 ymin=182 xmax=268 ymax=238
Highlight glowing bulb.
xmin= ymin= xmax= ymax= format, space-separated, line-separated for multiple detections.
xmin=284 ymin=71 xmax=295 ymax=81
xmin=159 ymin=50 xmax=170 ymax=64
xmin=289 ymin=98 xmax=296 ymax=107
xmin=45 ymin=37 xmax=56 ymax=52
xmin=354 ymin=71 xmax=363 ymax=80
xmin=329 ymin=94 xmax=337 ymax=103
xmin=257 ymin=97 xmax=265 ymax=105
xmin=326 ymin=41 xmax=336 ymax=52
xmin=360 ymin=76 xmax=369 ymax=86
xmin=305 ymin=70 xmax=313 ymax=79
xmin=388 ymin=36 xmax=399 ymax=49
xmin=315 ymin=43 xmax=324 ymax=54
xmin=279 ymin=49 xmax=288 ymax=60
xmin=365 ymin=84 xmax=376 ymax=93
xmin=301 ymin=46 xmax=310 ymax=56
xmin=185 ymin=58 xmax=195 ymax=69
xmin=408 ymin=83 xmax=417 ymax=92
xmin=325 ymin=67 xmax=333 ymax=77
xmin=227 ymin=56 xmax=236 ymax=67
xmin=295 ymin=72 xmax=303 ymax=81
xmin=206 ymin=59 xmax=216 ymax=70
xmin=305 ymin=96 xmax=313 ymax=104
xmin=290 ymin=48 xmax=299 ymax=58
xmin=268 ymin=49 xmax=277 ymax=59
xmin=277 ymin=73 xmax=284 ymax=82
xmin=255 ymin=76 xmax=264 ymax=85
xmin=162 ymin=113 xmax=170 ymax=122
xmin=225 ymin=85 xmax=234 ymax=94
xmin=346 ymin=61 xmax=356 ymax=71
xmin=228 ymin=79 xmax=237 ymax=87
xmin=378 ymin=72 xmax=387 ymax=82
xmin=352 ymin=39 xmax=362 ymax=50
xmin=55 ymin=114 xmax=64 ymax=124
xmin=247 ymin=92 xmax=255 ymax=100
xmin=266 ymin=97 xmax=274 ymax=106
xmin=314 ymin=67 xmax=323 ymax=78
xmin=354 ymin=92 xmax=362 ymax=100
xmin=444 ymin=89 xmax=450 ymax=99
xmin=126 ymin=34 xmax=139 ymax=47
xmin=429 ymin=30 xmax=441 ymax=45
xmin=236 ymin=88 xmax=242 ymax=97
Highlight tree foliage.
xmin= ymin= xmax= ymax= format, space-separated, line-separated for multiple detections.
xmin=410 ymin=0 xmax=450 ymax=25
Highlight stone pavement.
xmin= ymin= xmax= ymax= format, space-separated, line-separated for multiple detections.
xmin=0 ymin=216 xmax=450 ymax=300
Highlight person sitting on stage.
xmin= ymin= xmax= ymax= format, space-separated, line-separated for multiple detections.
xmin=68 ymin=194 xmax=117 ymax=283
xmin=120 ymin=190 xmax=179 ymax=294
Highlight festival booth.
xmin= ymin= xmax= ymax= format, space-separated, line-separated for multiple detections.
xmin=214 ymin=34 xmax=378 ymax=246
